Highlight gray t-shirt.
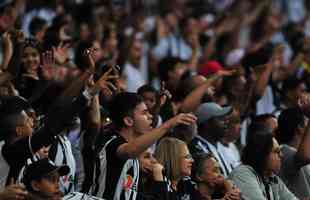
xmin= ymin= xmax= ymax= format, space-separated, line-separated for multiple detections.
xmin=229 ymin=165 xmax=298 ymax=200
xmin=279 ymin=144 xmax=310 ymax=199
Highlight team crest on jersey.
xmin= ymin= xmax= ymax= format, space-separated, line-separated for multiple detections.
xmin=123 ymin=175 xmax=133 ymax=191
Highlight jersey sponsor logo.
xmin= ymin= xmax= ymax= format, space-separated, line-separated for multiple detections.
xmin=123 ymin=175 xmax=133 ymax=191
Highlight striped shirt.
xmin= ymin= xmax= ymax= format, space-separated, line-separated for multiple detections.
xmin=93 ymin=134 xmax=140 ymax=200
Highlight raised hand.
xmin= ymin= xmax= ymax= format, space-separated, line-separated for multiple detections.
xmin=87 ymin=66 xmax=119 ymax=96
xmin=84 ymin=48 xmax=96 ymax=73
xmin=216 ymin=69 xmax=237 ymax=77
xmin=0 ymin=179 xmax=28 ymax=200
xmin=165 ymin=113 xmax=197 ymax=129
xmin=1 ymin=32 xmax=13 ymax=70
xmin=41 ymin=50 xmax=56 ymax=80
xmin=152 ymin=162 xmax=164 ymax=181
xmin=269 ymin=43 xmax=285 ymax=68
xmin=206 ymin=69 xmax=237 ymax=85
xmin=215 ymin=17 xmax=239 ymax=36
xmin=159 ymin=81 xmax=172 ymax=106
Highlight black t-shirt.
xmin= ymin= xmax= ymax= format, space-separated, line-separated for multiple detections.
xmin=144 ymin=177 xmax=197 ymax=200
xmin=94 ymin=133 xmax=140 ymax=200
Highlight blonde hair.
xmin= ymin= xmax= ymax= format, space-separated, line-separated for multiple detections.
xmin=155 ymin=137 xmax=187 ymax=181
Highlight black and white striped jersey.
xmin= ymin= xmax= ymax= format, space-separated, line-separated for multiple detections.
xmin=93 ymin=134 xmax=140 ymax=200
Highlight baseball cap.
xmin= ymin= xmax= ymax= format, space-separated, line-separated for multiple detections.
xmin=198 ymin=61 xmax=223 ymax=77
xmin=196 ymin=102 xmax=232 ymax=125
xmin=23 ymin=159 xmax=70 ymax=189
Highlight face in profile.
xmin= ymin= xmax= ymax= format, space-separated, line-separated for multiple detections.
xmin=138 ymin=148 xmax=156 ymax=174
xmin=179 ymin=145 xmax=194 ymax=177
xmin=266 ymin=138 xmax=282 ymax=174
xmin=197 ymin=157 xmax=224 ymax=189
xmin=131 ymin=102 xmax=153 ymax=134
xmin=31 ymin=171 xmax=61 ymax=200
xmin=16 ymin=111 xmax=34 ymax=138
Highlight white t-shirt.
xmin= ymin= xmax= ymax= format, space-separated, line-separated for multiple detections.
xmin=218 ymin=142 xmax=241 ymax=169
xmin=123 ymin=62 xmax=147 ymax=93
xmin=152 ymin=34 xmax=194 ymax=61
xmin=256 ymin=85 xmax=276 ymax=115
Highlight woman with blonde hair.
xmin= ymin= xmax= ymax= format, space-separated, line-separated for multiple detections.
xmin=154 ymin=137 xmax=196 ymax=199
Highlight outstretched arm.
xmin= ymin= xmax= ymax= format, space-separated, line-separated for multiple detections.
xmin=117 ymin=113 xmax=197 ymax=159
xmin=180 ymin=70 xmax=235 ymax=113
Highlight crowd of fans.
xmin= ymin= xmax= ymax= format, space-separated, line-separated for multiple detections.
xmin=1 ymin=0 xmax=310 ymax=199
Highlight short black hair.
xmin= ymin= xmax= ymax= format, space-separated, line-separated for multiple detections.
xmin=251 ymin=114 xmax=276 ymax=128
xmin=277 ymin=107 xmax=304 ymax=144
xmin=242 ymin=125 xmax=274 ymax=177
xmin=175 ymin=75 xmax=196 ymax=102
xmin=282 ymin=76 xmax=304 ymax=96
xmin=23 ymin=38 xmax=43 ymax=53
xmin=242 ymin=43 xmax=274 ymax=71
xmin=29 ymin=17 xmax=47 ymax=36
xmin=109 ymin=92 xmax=143 ymax=128
xmin=137 ymin=84 xmax=157 ymax=95
xmin=192 ymin=153 xmax=214 ymax=182
xmin=158 ymin=57 xmax=185 ymax=82
xmin=0 ymin=96 xmax=31 ymax=140
xmin=252 ymin=114 xmax=276 ymax=123
xmin=0 ymin=112 xmax=25 ymax=141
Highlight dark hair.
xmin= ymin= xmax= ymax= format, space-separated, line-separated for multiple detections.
xmin=283 ymin=23 xmax=305 ymax=55
xmin=23 ymin=38 xmax=43 ymax=53
xmin=74 ymin=39 xmax=94 ymax=71
xmin=109 ymin=92 xmax=143 ymax=128
xmin=170 ymin=124 xmax=196 ymax=144
xmin=175 ymin=74 xmax=197 ymax=102
xmin=42 ymin=13 xmax=72 ymax=51
xmin=252 ymin=114 xmax=276 ymax=124
xmin=29 ymin=17 xmax=47 ymax=36
xmin=42 ymin=25 xmax=61 ymax=50
xmin=242 ymin=43 xmax=274 ymax=70
xmin=250 ymin=8 xmax=271 ymax=43
xmin=242 ymin=125 xmax=274 ymax=177
xmin=250 ymin=114 xmax=276 ymax=130
xmin=0 ymin=112 xmax=25 ymax=141
xmin=158 ymin=57 xmax=184 ymax=82
xmin=192 ymin=153 xmax=214 ymax=182
xmin=282 ymin=76 xmax=304 ymax=97
xmin=276 ymin=107 xmax=304 ymax=144
xmin=137 ymin=84 xmax=157 ymax=95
